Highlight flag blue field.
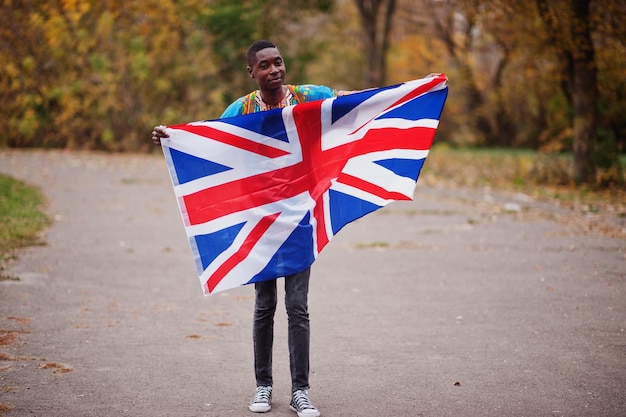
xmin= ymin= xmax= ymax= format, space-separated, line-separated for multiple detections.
xmin=161 ymin=75 xmax=448 ymax=295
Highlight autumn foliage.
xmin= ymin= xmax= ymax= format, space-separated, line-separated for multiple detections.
xmin=1 ymin=0 xmax=624 ymax=184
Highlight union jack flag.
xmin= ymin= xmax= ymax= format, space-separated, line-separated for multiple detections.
xmin=161 ymin=75 xmax=448 ymax=295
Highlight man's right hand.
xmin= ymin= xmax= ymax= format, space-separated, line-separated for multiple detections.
xmin=151 ymin=125 xmax=169 ymax=145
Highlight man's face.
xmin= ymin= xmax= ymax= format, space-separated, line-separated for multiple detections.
xmin=248 ymin=47 xmax=286 ymax=91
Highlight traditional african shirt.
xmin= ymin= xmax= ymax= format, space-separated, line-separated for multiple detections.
xmin=221 ymin=84 xmax=336 ymax=118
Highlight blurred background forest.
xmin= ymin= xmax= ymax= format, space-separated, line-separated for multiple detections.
xmin=1 ymin=0 xmax=625 ymax=187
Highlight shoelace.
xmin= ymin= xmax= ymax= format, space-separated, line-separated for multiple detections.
xmin=253 ymin=386 xmax=271 ymax=403
xmin=292 ymin=390 xmax=315 ymax=410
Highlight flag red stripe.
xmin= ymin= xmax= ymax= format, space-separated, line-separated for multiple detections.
xmin=386 ymin=76 xmax=445 ymax=112
xmin=289 ymin=100 xmax=329 ymax=252
xmin=206 ymin=212 xmax=280 ymax=293
xmin=338 ymin=173 xmax=412 ymax=201
xmin=356 ymin=126 xmax=436 ymax=152
xmin=175 ymin=124 xmax=289 ymax=158
xmin=313 ymin=193 xmax=329 ymax=251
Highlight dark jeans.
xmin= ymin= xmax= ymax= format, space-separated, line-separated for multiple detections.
xmin=253 ymin=268 xmax=311 ymax=392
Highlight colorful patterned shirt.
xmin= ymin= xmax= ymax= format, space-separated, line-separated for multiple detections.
xmin=221 ymin=84 xmax=336 ymax=118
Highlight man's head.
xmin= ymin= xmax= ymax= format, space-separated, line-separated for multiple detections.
xmin=247 ymin=40 xmax=278 ymax=68
xmin=246 ymin=40 xmax=286 ymax=92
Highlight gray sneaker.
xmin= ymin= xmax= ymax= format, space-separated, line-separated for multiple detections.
xmin=290 ymin=389 xmax=320 ymax=417
xmin=248 ymin=385 xmax=272 ymax=413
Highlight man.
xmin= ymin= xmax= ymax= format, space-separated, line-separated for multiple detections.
xmin=152 ymin=40 xmax=353 ymax=417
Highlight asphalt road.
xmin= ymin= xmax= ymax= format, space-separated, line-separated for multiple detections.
xmin=0 ymin=150 xmax=624 ymax=417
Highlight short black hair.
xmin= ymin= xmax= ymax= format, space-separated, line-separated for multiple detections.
xmin=247 ymin=40 xmax=278 ymax=67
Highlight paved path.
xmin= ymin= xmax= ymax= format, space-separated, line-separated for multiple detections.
xmin=0 ymin=150 xmax=624 ymax=417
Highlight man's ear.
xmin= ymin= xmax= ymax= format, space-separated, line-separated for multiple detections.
xmin=247 ymin=66 xmax=254 ymax=78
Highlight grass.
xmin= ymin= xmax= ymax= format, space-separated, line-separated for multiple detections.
xmin=423 ymin=145 xmax=625 ymax=213
xmin=0 ymin=174 xmax=50 ymax=280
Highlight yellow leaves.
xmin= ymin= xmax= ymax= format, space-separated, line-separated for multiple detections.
xmin=17 ymin=108 xmax=39 ymax=140
xmin=21 ymin=56 xmax=35 ymax=72
xmin=94 ymin=10 xmax=115 ymax=38
xmin=28 ymin=10 xmax=44 ymax=27
xmin=131 ymin=53 xmax=150 ymax=82
xmin=387 ymin=35 xmax=448 ymax=84
xmin=60 ymin=0 xmax=91 ymax=25
xmin=101 ymin=128 xmax=115 ymax=145
xmin=154 ymin=78 xmax=173 ymax=94
xmin=60 ymin=0 xmax=81 ymax=10
xmin=4 ymin=62 xmax=19 ymax=79
xmin=40 ymin=13 xmax=66 ymax=48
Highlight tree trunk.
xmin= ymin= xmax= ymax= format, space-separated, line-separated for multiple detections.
xmin=537 ymin=0 xmax=598 ymax=183
xmin=570 ymin=0 xmax=597 ymax=183
xmin=354 ymin=0 xmax=396 ymax=87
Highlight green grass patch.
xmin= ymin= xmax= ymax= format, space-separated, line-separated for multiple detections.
xmin=0 ymin=174 xmax=50 ymax=278
xmin=425 ymin=145 xmax=569 ymax=187
xmin=424 ymin=145 xmax=625 ymax=210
